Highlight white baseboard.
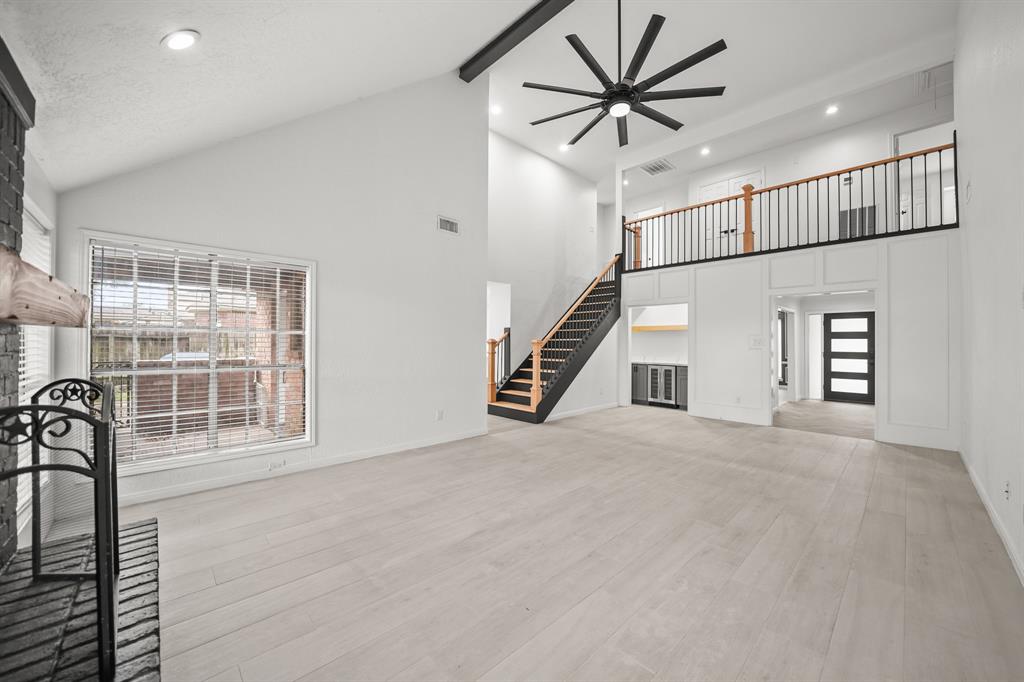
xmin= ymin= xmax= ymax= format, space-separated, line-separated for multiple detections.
xmin=964 ymin=458 xmax=1024 ymax=588
xmin=546 ymin=402 xmax=619 ymax=422
xmin=119 ymin=427 xmax=488 ymax=506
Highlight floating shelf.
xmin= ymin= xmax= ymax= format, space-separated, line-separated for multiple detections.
xmin=0 ymin=246 xmax=89 ymax=327
xmin=631 ymin=324 xmax=688 ymax=332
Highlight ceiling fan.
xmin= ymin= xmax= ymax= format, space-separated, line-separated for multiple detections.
xmin=524 ymin=0 xmax=727 ymax=147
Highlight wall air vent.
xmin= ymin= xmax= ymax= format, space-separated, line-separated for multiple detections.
xmin=639 ymin=158 xmax=676 ymax=177
xmin=437 ymin=215 xmax=459 ymax=235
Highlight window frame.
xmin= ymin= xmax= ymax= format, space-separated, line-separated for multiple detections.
xmin=16 ymin=208 xmax=55 ymax=527
xmin=81 ymin=229 xmax=317 ymax=475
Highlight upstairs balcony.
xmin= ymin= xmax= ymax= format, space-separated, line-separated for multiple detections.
xmin=622 ymin=137 xmax=958 ymax=273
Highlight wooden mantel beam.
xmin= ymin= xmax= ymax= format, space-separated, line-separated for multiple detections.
xmin=0 ymin=246 xmax=88 ymax=327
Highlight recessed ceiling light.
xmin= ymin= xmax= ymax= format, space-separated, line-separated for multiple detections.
xmin=559 ymin=143 xmax=570 ymax=152
xmin=700 ymin=147 xmax=711 ymax=156
xmin=161 ymin=29 xmax=200 ymax=50
xmin=623 ymin=178 xmax=630 ymax=186
xmin=825 ymin=104 xmax=839 ymax=115
xmin=490 ymin=105 xmax=502 ymax=115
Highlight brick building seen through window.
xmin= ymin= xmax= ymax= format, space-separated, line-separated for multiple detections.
xmin=89 ymin=238 xmax=312 ymax=464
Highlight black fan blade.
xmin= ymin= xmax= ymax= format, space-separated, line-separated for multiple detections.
xmin=633 ymin=103 xmax=683 ymax=131
xmin=523 ymin=82 xmax=604 ymax=98
xmin=635 ymin=39 xmax=727 ymax=92
xmin=530 ymin=102 xmax=603 ymax=126
xmin=569 ymin=110 xmax=609 ymax=145
xmin=617 ymin=116 xmax=628 ymax=147
xmin=639 ymin=86 xmax=726 ymax=102
xmin=566 ymin=35 xmax=614 ymax=89
xmin=623 ymin=14 xmax=665 ymax=85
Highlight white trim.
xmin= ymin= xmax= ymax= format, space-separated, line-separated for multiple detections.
xmin=964 ymin=459 xmax=1024 ymax=589
xmin=546 ymin=402 xmax=619 ymax=423
xmin=116 ymin=435 xmax=314 ymax=476
xmin=118 ymin=427 xmax=487 ymax=506
xmin=80 ymin=227 xmax=318 ymax=470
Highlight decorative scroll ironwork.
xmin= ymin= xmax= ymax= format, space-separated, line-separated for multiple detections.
xmin=34 ymin=377 xmax=106 ymax=416
xmin=0 ymin=380 xmax=120 ymax=681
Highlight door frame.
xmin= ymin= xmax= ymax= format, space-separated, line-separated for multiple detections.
xmin=823 ymin=311 xmax=875 ymax=404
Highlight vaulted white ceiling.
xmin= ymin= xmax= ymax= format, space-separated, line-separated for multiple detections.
xmin=0 ymin=0 xmax=532 ymax=190
xmin=488 ymin=0 xmax=957 ymax=194
xmin=1 ymin=0 xmax=958 ymax=194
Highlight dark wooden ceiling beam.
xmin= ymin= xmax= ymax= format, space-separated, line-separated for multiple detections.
xmin=459 ymin=0 xmax=575 ymax=83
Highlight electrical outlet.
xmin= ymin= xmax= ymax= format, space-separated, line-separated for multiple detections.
xmin=268 ymin=459 xmax=286 ymax=472
xmin=1004 ymin=480 xmax=1011 ymax=501
xmin=435 ymin=409 xmax=445 ymax=422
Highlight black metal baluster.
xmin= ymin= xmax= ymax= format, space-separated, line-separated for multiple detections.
xmin=924 ymin=152 xmax=929 ymax=227
xmin=909 ymin=158 xmax=914 ymax=230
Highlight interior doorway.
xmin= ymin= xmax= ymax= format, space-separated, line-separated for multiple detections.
xmin=771 ymin=291 xmax=877 ymax=440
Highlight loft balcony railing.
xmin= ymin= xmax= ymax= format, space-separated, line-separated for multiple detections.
xmin=622 ymin=135 xmax=959 ymax=273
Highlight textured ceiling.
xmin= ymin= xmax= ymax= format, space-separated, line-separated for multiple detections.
xmin=0 ymin=0 xmax=532 ymax=190
xmin=1 ymin=0 xmax=958 ymax=194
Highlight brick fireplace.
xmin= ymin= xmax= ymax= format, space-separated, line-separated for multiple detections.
xmin=0 ymin=35 xmax=34 ymax=570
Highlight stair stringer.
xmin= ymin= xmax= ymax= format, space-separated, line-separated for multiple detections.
xmin=533 ymin=297 xmax=620 ymax=423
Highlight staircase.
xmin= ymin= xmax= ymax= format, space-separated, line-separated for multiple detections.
xmin=488 ymin=254 xmax=621 ymax=424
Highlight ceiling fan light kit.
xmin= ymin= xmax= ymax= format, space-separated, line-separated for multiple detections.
xmin=524 ymin=0 xmax=727 ymax=147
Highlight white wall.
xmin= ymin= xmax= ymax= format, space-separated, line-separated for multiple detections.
xmin=596 ymin=202 xmax=619 ymax=265
xmin=955 ymin=1 xmax=1024 ymax=581
xmin=24 ymin=149 xmax=57 ymax=226
xmin=620 ymin=229 xmax=960 ymax=447
xmin=488 ymin=131 xmax=599 ymax=361
xmin=486 ymin=281 xmax=511 ymax=341
xmin=629 ymin=304 xmax=688 ymax=365
xmin=487 ymin=131 xmax=618 ymax=420
xmin=55 ymin=73 xmax=489 ymax=502
xmin=623 ymin=96 xmax=954 ymax=219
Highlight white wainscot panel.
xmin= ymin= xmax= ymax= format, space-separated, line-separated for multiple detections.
xmin=769 ymin=252 xmax=816 ymax=289
xmin=658 ymin=269 xmax=689 ymax=299
xmin=693 ymin=259 xmax=764 ymax=410
xmin=824 ymin=243 xmax=878 ymax=284
xmin=623 ymin=273 xmax=656 ymax=303
xmin=887 ymin=236 xmax=949 ymax=429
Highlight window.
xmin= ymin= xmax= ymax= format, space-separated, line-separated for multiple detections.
xmin=777 ymin=309 xmax=790 ymax=387
xmin=17 ymin=212 xmax=54 ymax=521
xmin=88 ymin=236 xmax=312 ymax=465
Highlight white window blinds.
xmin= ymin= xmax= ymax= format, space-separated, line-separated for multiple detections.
xmin=17 ymin=213 xmax=54 ymax=517
xmin=88 ymin=237 xmax=311 ymax=464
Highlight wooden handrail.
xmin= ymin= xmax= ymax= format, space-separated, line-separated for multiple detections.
xmin=494 ymin=328 xmax=510 ymax=344
xmin=538 ymin=254 xmax=620 ymax=348
xmin=622 ymin=142 xmax=956 ymax=228
xmin=624 ymin=194 xmax=743 ymax=226
xmin=752 ymin=142 xmax=955 ymax=195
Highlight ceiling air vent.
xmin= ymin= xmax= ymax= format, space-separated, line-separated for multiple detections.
xmin=639 ymin=158 xmax=676 ymax=177
xmin=437 ymin=215 xmax=459 ymax=235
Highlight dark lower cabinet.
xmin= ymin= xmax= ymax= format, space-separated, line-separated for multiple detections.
xmin=632 ymin=363 xmax=686 ymax=409
xmin=676 ymin=366 xmax=688 ymax=410
xmin=631 ymin=363 xmax=648 ymax=405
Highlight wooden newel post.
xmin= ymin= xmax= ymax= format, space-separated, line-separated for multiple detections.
xmin=486 ymin=339 xmax=497 ymax=403
xmin=632 ymin=227 xmax=642 ymax=270
xmin=530 ymin=339 xmax=543 ymax=408
xmin=741 ymin=183 xmax=755 ymax=254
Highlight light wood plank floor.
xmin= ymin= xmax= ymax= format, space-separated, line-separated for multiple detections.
xmin=774 ymin=399 xmax=876 ymax=440
xmin=121 ymin=407 xmax=1024 ymax=682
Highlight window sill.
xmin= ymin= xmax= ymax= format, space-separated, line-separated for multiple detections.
xmin=116 ymin=436 xmax=314 ymax=477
